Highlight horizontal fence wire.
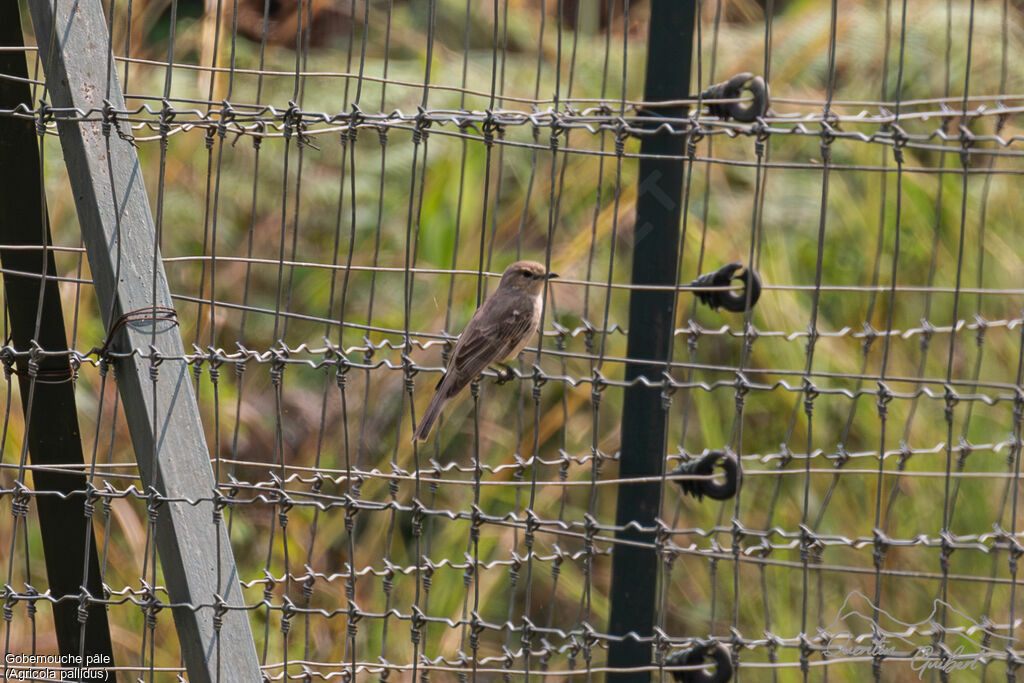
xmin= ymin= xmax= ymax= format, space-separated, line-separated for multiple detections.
xmin=0 ymin=0 xmax=1022 ymax=680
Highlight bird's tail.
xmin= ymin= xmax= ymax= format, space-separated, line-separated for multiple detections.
xmin=413 ymin=389 xmax=447 ymax=441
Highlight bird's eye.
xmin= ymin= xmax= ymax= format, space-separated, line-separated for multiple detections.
xmin=521 ymin=269 xmax=532 ymax=278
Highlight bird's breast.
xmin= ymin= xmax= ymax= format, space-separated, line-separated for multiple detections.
xmin=532 ymin=293 xmax=543 ymax=323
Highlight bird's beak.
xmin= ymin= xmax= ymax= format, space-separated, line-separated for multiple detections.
xmin=546 ymin=272 xmax=559 ymax=279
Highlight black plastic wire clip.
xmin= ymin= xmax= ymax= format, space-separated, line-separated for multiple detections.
xmin=701 ymin=72 xmax=770 ymax=123
xmin=671 ymin=450 xmax=741 ymax=501
xmin=667 ymin=642 xmax=733 ymax=682
xmin=691 ymin=262 xmax=762 ymax=313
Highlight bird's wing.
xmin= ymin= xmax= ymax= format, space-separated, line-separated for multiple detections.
xmin=441 ymin=305 xmax=535 ymax=392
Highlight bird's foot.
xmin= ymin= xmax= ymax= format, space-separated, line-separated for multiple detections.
xmin=494 ymin=363 xmax=517 ymax=385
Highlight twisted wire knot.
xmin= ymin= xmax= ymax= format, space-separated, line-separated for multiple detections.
xmin=1 ymin=588 xmax=13 ymax=623
xmin=481 ymin=110 xmax=500 ymax=148
xmin=873 ymin=528 xmax=890 ymax=569
xmin=145 ymin=487 xmax=164 ymax=524
xmin=891 ymin=124 xmax=908 ymax=164
xmin=212 ymin=594 xmax=227 ymax=632
xmin=35 ymin=100 xmax=53 ymax=137
xmin=421 ymin=563 xmax=434 ymax=593
xmin=613 ymin=119 xmax=628 ymax=156
xmin=148 ymin=348 xmax=163 ymax=383
xmin=819 ymin=121 xmax=836 ymax=162
xmin=217 ymin=100 xmax=235 ymax=140
xmin=75 ymin=588 xmax=91 ymax=625
xmin=279 ymin=596 xmax=294 ymax=635
xmin=943 ymin=384 xmax=960 ymax=423
xmin=83 ymin=483 xmax=99 ymax=519
xmin=0 ymin=347 xmax=14 ymax=382
xmin=11 ymin=484 xmax=30 ymax=518
xmin=346 ymin=601 xmax=361 ymax=640
xmin=687 ymin=132 xmax=699 ymax=159
xmin=410 ymin=605 xmax=426 ymax=645
xmin=531 ymin=365 xmax=547 ymax=402
xmin=141 ymin=584 xmax=162 ymax=630
xmin=158 ymin=99 xmax=175 ymax=150
xmin=660 ymin=370 xmax=677 ymax=410
xmin=876 ymin=381 xmax=894 ymax=418
xmin=192 ymin=351 xmax=205 ymax=382
xmin=803 ymin=380 xmax=820 ymax=417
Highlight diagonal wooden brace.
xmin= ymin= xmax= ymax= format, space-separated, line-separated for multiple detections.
xmin=26 ymin=2 xmax=260 ymax=680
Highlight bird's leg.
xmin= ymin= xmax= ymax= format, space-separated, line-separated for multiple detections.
xmin=494 ymin=362 xmax=517 ymax=385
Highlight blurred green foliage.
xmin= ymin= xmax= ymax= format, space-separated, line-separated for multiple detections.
xmin=6 ymin=0 xmax=1024 ymax=679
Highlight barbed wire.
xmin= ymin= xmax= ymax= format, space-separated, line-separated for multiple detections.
xmin=2 ymin=97 xmax=1022 ymax=168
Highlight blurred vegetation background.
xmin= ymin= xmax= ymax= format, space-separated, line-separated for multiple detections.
xmin=5 ymin=0 xmax=1024 ymax=679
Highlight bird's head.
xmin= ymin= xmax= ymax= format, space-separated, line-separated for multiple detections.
xmin=499 ymin=260 xmax=558 ymax=294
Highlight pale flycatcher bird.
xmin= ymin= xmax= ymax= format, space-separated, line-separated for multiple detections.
xmin=413 ymin=260 xmax=557 ymax=441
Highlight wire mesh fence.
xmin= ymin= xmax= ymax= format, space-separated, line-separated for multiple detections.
xmin=0 ymin=0 xmax=1022 ymax=680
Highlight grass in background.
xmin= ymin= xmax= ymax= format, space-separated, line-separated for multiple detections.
xmin=4 ymin=0 xmax=1023 ymax=679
